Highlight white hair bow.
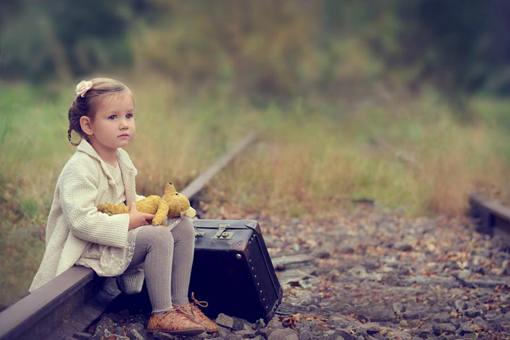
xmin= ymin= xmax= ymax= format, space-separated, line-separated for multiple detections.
xmin=75 ymin=80 xmax=93 ymax=98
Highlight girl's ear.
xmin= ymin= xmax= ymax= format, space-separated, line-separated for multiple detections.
xmin=80 ymin=116 xmax=94 ymax=136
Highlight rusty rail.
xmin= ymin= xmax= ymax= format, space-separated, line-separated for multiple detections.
xmin=469 ymin=193 xmax=510 ymax=245
xmin=0 ymin=133 xmax=258 ymax=340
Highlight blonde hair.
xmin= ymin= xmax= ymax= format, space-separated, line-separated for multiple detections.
xmin=67 ymin=77 xmax=132 ymax=145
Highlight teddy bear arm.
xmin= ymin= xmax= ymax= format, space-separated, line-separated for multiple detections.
xmin=135 ymin=195 xmax=161 ymax=214
xmin=153 ymin=199 xmax=170 ymax=225
xmin=97 ymin=202 xmax=129 ymax=215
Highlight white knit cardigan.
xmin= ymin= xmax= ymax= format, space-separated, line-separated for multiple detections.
xmin=29 ymin=139 xmax=145 ymax=293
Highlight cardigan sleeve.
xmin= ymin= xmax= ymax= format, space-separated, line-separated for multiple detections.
xmin=59 ymin=160 xmax=130 ymax=248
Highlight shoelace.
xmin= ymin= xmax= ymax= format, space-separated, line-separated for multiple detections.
xmin=191 ymin=292 xmax=209 ymax=309
xmin=173 ymin=304 xmax=195 ymax=320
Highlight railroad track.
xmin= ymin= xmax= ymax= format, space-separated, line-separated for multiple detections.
xmin=0 ymin=133 xmax=258 ymax=340
xmin=469 ymin=193 xmax=510 ymax=246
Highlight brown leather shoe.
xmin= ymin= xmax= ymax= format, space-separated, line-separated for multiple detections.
xmin=181 ymin=293 xmax=219 ymax=333
xmin=147 ymin=307 xmax=205 ymax=335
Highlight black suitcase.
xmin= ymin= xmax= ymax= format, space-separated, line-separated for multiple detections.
xmin=189 ymin=219 xmax=283 ymax=323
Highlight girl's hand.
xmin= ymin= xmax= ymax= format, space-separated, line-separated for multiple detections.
xmin=128 ymin=203 xmax=154 ymax=229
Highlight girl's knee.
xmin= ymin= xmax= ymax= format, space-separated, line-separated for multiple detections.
xmin=138 ymin=226 xmax=174 ymax=249
xmin=173 ymin=217 xmax=195 ymax=240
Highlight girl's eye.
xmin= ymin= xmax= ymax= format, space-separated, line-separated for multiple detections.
xmin=107 ymin=114 xmax=118 ymax=120
xmin=126 ymin=112 xmax=135 ymax=119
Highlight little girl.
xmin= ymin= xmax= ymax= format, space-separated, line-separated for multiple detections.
xmin=29 ymin=78 xmax=217 ymax=336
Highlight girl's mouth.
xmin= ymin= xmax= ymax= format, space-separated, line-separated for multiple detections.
xmin=118 ymin=134 xmax=130 ymax=138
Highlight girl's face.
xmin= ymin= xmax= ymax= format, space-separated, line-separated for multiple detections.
xmin=81 ymin=90 xmax=136 ymax=154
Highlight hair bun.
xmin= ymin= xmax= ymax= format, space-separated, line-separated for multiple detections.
xmin=75 ymin=80 xmax=93 ymax=98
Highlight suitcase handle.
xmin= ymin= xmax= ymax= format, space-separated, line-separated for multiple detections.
xmin=215 ymin=223 xmax=233 ymax=239
xmin=193 ymin=225 xmax=234 ymax=239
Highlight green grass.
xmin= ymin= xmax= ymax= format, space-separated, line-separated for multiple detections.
xmin=205 ymin=87 xmax=510 ymax=219
xmin=0 ymin=77 xmax=253 ymax=307
xmin=1 ymin=77 xmax=509 ymax=308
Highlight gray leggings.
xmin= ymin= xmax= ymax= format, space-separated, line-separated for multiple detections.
xmin=126 ymin=217 xmax=195 ymax=313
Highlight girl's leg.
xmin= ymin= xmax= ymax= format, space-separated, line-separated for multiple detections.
xmin=126 ymin=225 xmax=174 ymax=313
xmin=170 ymin=217 xmax=196 ymax=305
xmin=168 ymin=218 xmax=218 ymax=333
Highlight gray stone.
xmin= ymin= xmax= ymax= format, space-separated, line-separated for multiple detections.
xmin=362 ymin=322 xmax=381 ymax=335
xmin=497 ymin=259 xmax=509 ymax=275
xmin=398 ymin=267 xmax=412 ymax=275
xmin=72 ymin=332 xmax=92 ymax=340
xmin=255 ymin=327 xmax=271 ymax=339
xmin=216 ymin=313 xmax=235 ymax=329
xmin=115 ymin=326 xmax=127 ymax=337
xmin=464 ymin=308 xmax=482 ymax=318
xmin=432 ymin=312 xmax=451 ymax=323
xmin=489 ymin=319 xmax=506 ymax=332
xmin=457 ymin=323 xmax=474 ymax=336
xmin=402 ymin=308 xmax=426 ymax=320
xmin=456 ymin=269 xmax=471 ymax=280
xmin=485 ymin=311 xmax=502 ymax=322
xmin=253 ymin=318 xmax=266 ymax=330
xmin=338 ymin=246 xmax=355 ymax=254
xmin=358 ymin=306 xmax=396 ymax=322
xmin=152 ymin=332 xmax=178 ymax=339
xmin=331 ymin=315 xmax=352 ymax=329
xmin=215 ymin=313 xmax=247 ymax=331
xmin=128 ymin=327 xmax=145 ymax=340
xmin=218 ymin=325 xmax=235 ymax=339
xmin=368 ymin=335 xmax=387 ymax=340
xmin=266 ymin=317 xmax=284 ymax=330
xmin=268 ymin=328 xmax=299 ymax=340
xmin=92 ymin=316 xmax=116 ymax=338
xmin=471 ymin=265 xmax=485 ymax=275
xmin=432 ymin=323 xmax=456 ymax=335
xmin=394 ymin=242 xmax=413 ymax=252
xmin=392 ymin=302 xmax=405 ymax=316
xmin=454 ymin=300 xmax=467 ymax=311
xmin=335 ymin=330 xmax=357 ymax=340
xmin=313 ymin=250 xmax=331 ymax=259
xmin=472 ymin=316 xmax=490 ymax=330
xmin=235 ymin=329 xmax=257 ymax=338
xmin=414 ymin=325 xmax=433 ymax=337
xmin=362 ymin=260 xmax=380 ymax=270
xmin=223 ymin=334 xmax=243 ymax=340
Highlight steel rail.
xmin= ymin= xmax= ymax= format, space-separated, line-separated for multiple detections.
xmin=469 ymin=193 xmax=510 ymax=244
xmin=0 ymin=133 xmax=258 ymax=340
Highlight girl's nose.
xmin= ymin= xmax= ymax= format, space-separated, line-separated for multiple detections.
xmin=119 ymin=118 xmax=129 ymax=129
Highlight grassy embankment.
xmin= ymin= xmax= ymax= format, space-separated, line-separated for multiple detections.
xmin=205 ymin=87 xmax=510 ymax=220
xmin=1 ymin=78 xmax=508 ymax=308
xmin=0 ymin=78 xmax=252 ymax=307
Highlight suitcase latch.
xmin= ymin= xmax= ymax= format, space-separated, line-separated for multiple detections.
xmin=215 ymin=223 xmax=233 ymax=239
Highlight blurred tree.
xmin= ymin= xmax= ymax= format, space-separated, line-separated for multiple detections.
xmin=374 ymin=0 xmax=510 ymax=95
xmin=132 ymin=0 xmax=322 ymax=101
xmin=2 ymin=0 xmax=510 ymax=96
xmin=0 ymin=0 xmax=161 ymax=81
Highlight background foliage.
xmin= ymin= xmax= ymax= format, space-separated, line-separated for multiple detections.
xmin=1 ymin=0 xmax=510 ymax=308
xmin=2 ymin=0 xmax=510 ymax=95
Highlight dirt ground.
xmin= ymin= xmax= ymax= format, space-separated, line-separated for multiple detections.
xmin=260 ymin=204 xmax=510 ymax=339
xmin=89 ymin=199 xmax=510 ymax=340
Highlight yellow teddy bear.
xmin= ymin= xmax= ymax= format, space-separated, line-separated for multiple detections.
xmin=97 ymin=182 xmax=196 ymax=225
